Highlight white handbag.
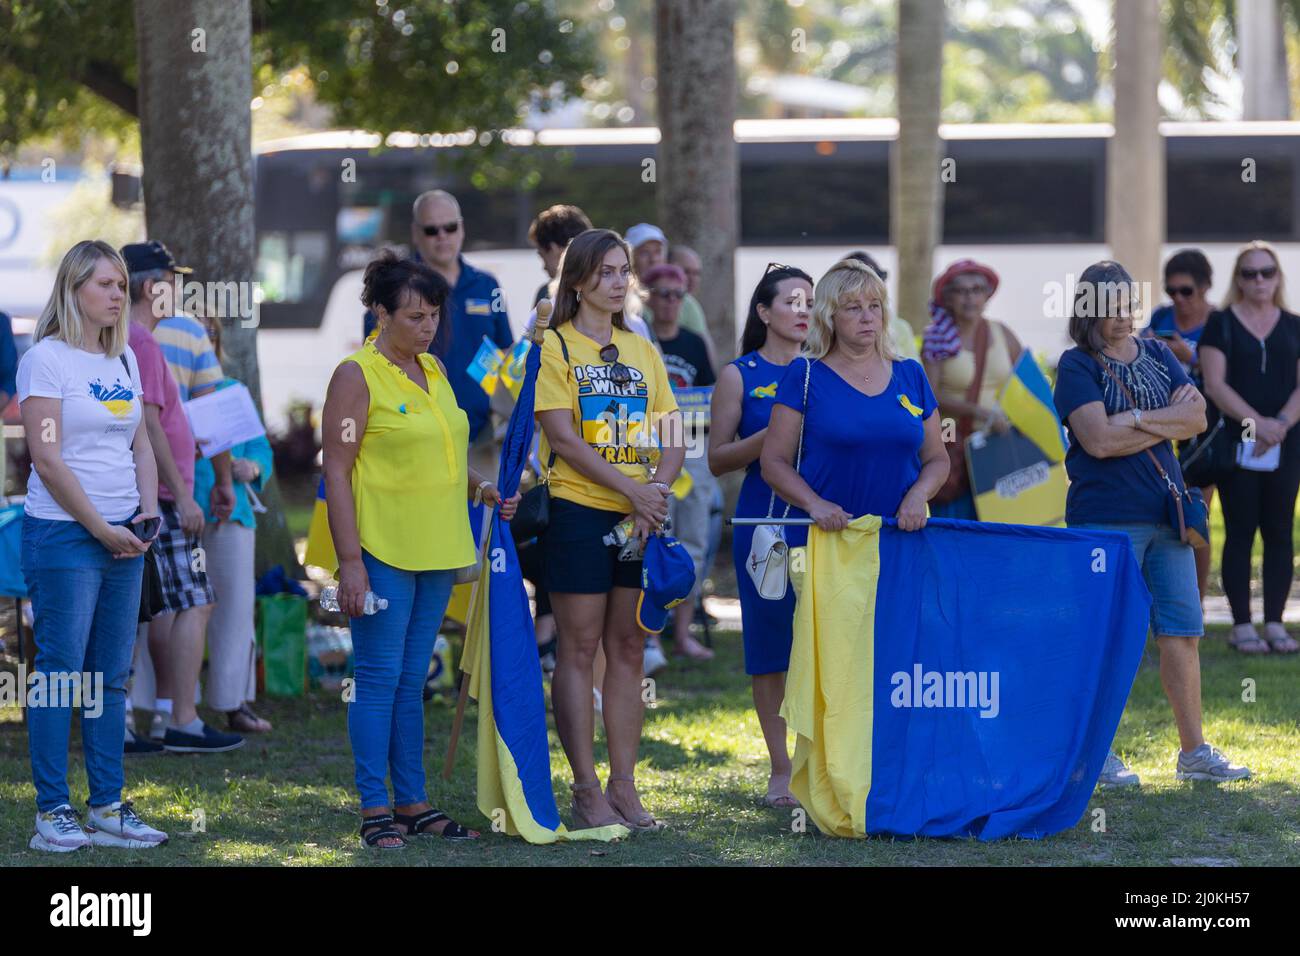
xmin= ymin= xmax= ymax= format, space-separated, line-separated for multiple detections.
xmin=746 ymin=357 xmax=810 ymax=601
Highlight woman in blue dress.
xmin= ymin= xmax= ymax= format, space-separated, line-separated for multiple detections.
xmin=709 ymin=264 xmax=813 ymax=808
xmin=761 ymin=258 xmax=948 ymax=534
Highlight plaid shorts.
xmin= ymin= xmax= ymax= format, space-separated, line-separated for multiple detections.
xmin=154 ymin=500 xmax=216 ymax=612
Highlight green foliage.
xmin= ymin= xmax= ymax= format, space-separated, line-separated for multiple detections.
xmin=0 ymin=0 xmax=598 ymax=159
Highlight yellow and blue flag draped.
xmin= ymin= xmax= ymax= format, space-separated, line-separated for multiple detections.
xmin=781 ymin=515 xmax=1150 ymax=840
xmin=999 ymin=350 xmax=1067 ymax=463
xmin=459 ymin=324 xmax=627 ymax=843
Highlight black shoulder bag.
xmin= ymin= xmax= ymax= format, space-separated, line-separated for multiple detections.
xmin=510 ymin=329 xmax=569 ymax=544
xmin=1178 ymin=312 xmax=1237 ymax=488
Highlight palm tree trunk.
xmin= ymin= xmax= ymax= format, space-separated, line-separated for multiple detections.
xmin=1238 ymin=0 xmax=1292 ymax=119
xmin=655 ymin=0 xmax=739 ymax=359
xmin=892 ymin=0 xmax=945 ymax=337
xmin=1107 ymin=0 xmax=1164 ymax=295
xmin=134 ymin=0 xmax=298 ymax=578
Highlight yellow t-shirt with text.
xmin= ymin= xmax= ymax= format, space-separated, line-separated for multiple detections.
xmin=534 ymin=324 xmax=679 ymax=513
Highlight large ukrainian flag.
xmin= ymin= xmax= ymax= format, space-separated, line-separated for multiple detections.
xmin=458 ymin=312 xmax=627 ymax=843
xmin=781 ymin=515 xmax=1150 ymax=840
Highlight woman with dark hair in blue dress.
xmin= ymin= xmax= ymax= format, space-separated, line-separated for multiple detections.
xmin=709 ymin=264 xmax=813 ymax=808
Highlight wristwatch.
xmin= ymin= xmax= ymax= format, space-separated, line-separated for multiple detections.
xmin=1131 ymin=408 xmax=1143 ymax=427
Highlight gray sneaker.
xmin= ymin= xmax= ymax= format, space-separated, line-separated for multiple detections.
xmin=1176 ymin=743 xmax=1251 ymax=782
xmin=1097 ymin=751 xmax=1141 ymax=788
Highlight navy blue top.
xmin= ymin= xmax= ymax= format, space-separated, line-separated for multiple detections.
xmin=364 ymin=254 xmax=511 ymax=441
xmin=0 ymin=312 xmax=17 ymax=398
xmin=774 ymin=356 xmax=938 ymax=518
xmin=1053 ymin=337 xmax=1191 ymax=526
xmin=731 ymin=351 xmax=806 ymax=523
xmin=1145 ymin=304 xmax=1206 ymax=383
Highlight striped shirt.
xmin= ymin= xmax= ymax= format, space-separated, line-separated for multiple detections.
xmin=153 ymin=315 xmax=223 ymax=401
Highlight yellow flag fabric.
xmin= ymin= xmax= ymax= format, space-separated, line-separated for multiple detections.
xmin=781 ymin=514 xmax=881 ymax=839
xmin=460 ymin=519 xmax=627 ymax=844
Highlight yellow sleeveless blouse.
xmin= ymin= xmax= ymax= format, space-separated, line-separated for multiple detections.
xmin=344 ymin=341 xmax=475 ymax=571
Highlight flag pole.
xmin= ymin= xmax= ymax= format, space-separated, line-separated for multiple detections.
xmin=442 ymin=300 xmax=553 ymax=782
xmin=728 ymin=517 xmax=816 ymax=526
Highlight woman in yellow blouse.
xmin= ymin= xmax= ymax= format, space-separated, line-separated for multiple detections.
xmin=534 ymin=229 xmax=684 ymax=832
xmin=322 ymin=251 xmax=518 ymax=850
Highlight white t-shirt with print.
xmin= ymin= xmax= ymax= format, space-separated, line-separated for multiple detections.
xmin=17 ymin=338 xmax=143 ymax=522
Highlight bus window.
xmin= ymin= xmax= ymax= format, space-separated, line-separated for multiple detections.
xmin=740 ymin=159 xmax=889 ymax=245
xmin=1167 ymin=156 xmax=1294 ymax=241
xmin=943 ymin=158 xmax=1099 ymax=243
xmin=257 ymin=231 xmax=329 ymax=304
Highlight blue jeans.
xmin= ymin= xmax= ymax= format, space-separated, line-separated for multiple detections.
xmin=347 ymin=552 xmax=455 ymax=810
xmin=22 ymin=515 xmax=143 ymax=812
xmin=1070 ymin=521 xmax=1203 ymax=638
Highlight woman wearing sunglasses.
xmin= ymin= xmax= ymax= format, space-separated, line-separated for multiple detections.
xmin=535 ymin=228 xmax=685 ymax=832
xmin=1200 ymin=241 xmax=1300 ymax=655
xmin=1144 ymin=249 xmax=1216 ymax=600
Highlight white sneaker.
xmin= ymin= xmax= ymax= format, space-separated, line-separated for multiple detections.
xmin=85 ymin=801 xmax=168 ymax=848
xmin=30 ymin=804 xmax=91 ymax=853
xmin=1176 ymin=744 xmax=1252 ymax=783
xmin=643 ymin=642 xmax=668 ymax=677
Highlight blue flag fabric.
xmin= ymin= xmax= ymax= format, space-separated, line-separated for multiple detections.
xmin=461 ymin=327 xmax=626 ymax=842
xmin=782 ymin=515 xmax=1151 ymax=841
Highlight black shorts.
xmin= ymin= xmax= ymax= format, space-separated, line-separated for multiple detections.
xmin=543 ymin=497 xmax=643 ymax=594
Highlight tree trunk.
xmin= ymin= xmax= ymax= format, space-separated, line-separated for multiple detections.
xmin=891 ymin=0 xmax=944 ymax=337
xmin=655 ymin=0 xmax=739 ymax=359
xmin=134 ymin=0 xmax=298 ymax=578
xmin=1107 ymin=0 xmax=1164 ymax=295
xmin=1238 ymin=0 xmax=1292 ymax=120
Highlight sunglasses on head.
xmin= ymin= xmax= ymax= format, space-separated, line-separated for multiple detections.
xmin=651 ymin=287 xmax=685 ymax=300
xmin=765 ymin=261 xmax=795 ymax=275
xmin=1240 ymin=266 xmax=1278 ymax=280
xmin=1165 ymin=285 xmax=1197 ymax=299
xmin=421 ymin=220 xmax=461 ymax=237
xmin=598 ymin=342 xmax=633 ymax=386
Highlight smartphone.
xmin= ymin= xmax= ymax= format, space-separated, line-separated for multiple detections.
xmin=132 ymin=516 xmax=161 ymax=541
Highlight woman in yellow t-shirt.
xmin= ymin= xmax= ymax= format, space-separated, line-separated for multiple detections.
xmin=535 ymin=228 xmax=684 ymax=832
xmin=322 ymin=251 xmax=519 ymax=850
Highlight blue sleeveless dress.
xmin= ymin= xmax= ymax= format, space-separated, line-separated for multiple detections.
xmin=729 ymin=352 xmax=809 ymax=676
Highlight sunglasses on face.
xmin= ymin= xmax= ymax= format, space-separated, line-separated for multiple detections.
xmin=1165 ymin=285 xmax=1197 ymax=299
xmin=598 ymin=343 xmax=633 ymax=386
xmin=651 ymin=287 xmax=685 ymax=300
xmin=421 ymin=220 xmax=461 ymax=237
xmin=1240 ymin=266 xmax=1278 ymax=281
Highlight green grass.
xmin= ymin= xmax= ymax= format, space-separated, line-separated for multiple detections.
xmin=2 ymin=621 xmax=1296 ymax=867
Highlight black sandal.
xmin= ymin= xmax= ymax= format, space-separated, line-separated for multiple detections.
xmin=359 ymin=814 xmax=408 ymax=850
xmin=394 ymin=808 xmax=479 ymax=841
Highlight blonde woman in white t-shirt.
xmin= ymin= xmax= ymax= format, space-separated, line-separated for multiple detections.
xmin=18 ymin=240 xmax=169 ymax=852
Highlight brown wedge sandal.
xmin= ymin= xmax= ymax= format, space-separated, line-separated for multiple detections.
xmin=607 ymin=774 xmax=666 ymax=833
xmin=569 ymin=780 xmax=628 ymax=831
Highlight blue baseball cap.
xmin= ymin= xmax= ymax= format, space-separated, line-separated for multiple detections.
xmin=636 ymin=535 xmax=697 ymax=634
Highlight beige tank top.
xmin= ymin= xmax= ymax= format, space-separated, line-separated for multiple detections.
xmin=933 ymin=321 xmax=1015 ymax=412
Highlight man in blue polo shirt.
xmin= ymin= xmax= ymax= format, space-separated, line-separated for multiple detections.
xmin=364 ymin=190 xmax=512 ymax=467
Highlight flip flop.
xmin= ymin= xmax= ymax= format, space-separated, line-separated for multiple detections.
xmin=1262 ymin=623 xmax=1300 ymax=654
xmin=1228 ymin=624 xmax=1270 ymax=655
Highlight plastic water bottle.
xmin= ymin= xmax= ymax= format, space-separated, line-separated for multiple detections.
xmin=319 ymin=585 xmax=388 ymax=615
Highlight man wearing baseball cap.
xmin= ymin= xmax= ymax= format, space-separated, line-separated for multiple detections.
xmin=122 ymin=240 xmax=241 ymax=755
xmin=625 ymin=224 xmax=712 ymax=346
